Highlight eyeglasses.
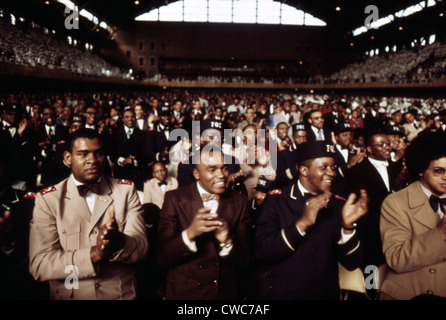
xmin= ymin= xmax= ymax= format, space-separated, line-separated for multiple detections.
xmin=427 ymin=167 xmax=446 ymax=177
xmin=372 ymin=142 xmax=391 ymax=148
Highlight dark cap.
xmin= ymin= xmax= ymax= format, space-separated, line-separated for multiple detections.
xmin=292 ymin=122 xmax=306 ymax=133
xmin=297 ymin=141 xmax=336 ymax=162
xmin=334 ymin=122 xmax=353 ymax=134
xmin=70 ymin=114 xmax=85 ymax=124
xmin=200 ymin=119 xmax=223 ymax=133
xmin=157 ymin=105 xmax=171 ymax=116
xmin=385 ymin=124 xmax=405 ymax=136
xmin=256 ymin=177 xmax=276 ymax=193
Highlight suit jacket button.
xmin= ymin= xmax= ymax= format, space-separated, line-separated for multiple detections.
xmin=62 ymin=229 xmax=66 ymax=234
xmin=214 ymin=280 xmax=218 ymax=285
xmin=95 ymin=283 xmax=101 ymax=289
xmin=426 ymin=290 xmax=433 ymax=295
xmin=199 ymin=264 xmax=203 ymax=269
xmin=429 ymin=268 xmax=436 ymax=274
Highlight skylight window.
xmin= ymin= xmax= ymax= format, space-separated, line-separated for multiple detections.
xmin=135 ymin=0 xmax=326 ymax=26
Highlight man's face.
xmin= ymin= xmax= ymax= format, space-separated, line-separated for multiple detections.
xmin=64 ymin=137 xmax=105 ymax=184
xmin=367 ymin=134 xmax=391 ymax=161
xmin=254 ymin=190 xmax=267 ymax=207
xmin=69 ymin=121 xmax=84 ymax=133
xmin=309 ymin=111 xmax=324 ymax=129
xmin=152 ymin=162 xmax=167 ymax=183
xmin=159 ymin=115 xmax=170 ymax=126
xmin=42 ymin=108 xmax=56 ymax=126
xmin=135 ymin=105 xmax=144 ymax=119
xmin=405 ymin=113 xmax=415 ymax=123
xmin=245 ymin=108 xmax=255 ymax=121
xmin=301 ymin=157 xmax=337 ymax=194
xmin=173 ymin=101 xmax=182 ymax=112
xmin=277 ymin=123 xmax=289 ymax=140
xmin=84 ymin=107 xmax=97 ymax=126
xmin=293 ymin=130 xmax=308 ymax=145
xmin=388 ymin=134 xmax=403 ymax=151
xmin=123 ymin=110 xmax=136 ymax=128
xmin=335 ymin=131 xmax=354 ymax=148
xmin=420 ymin=157 xmax=446 ymax=197
xmin=392 ymin=112 xmax=402 ymax=124
xmin=3 ymin=111 xmax=17 ymax=125
xmin=193 ymin=152 xmax=229 ymax=195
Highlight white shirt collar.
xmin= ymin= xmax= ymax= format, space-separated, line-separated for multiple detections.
xmin=368 ymin=157 xmax=389 ymax=167
xmin=297 ymin=180 xmax=312 ymax=197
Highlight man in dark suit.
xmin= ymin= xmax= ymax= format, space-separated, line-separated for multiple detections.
xmin=347 ymin=131 xmax=404 ymax=272
xmin=109 ymin=106 xmax=147 ymax=191
xmin=35 ymin=106 xmax=68 ymax=188
xmin=305 ymin=109 xmax=333 ymax=143
xmin=156 ymin=148 xmax=251 ymax=300
xmin=145 ymin=105 xmax=175 ymax=164
xmin=255 ymin=141 xmax=368 ymax=300
xmin=0 ymin=104 xmax=36 ymax=191
xmin=275 ymin=122 xmax=307 ymax=187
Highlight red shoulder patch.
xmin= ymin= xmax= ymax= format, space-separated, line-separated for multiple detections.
xmin=118 ymin=179 xmax=132 ymax=185
xmin=334 ymin=195 xmax=347 ymax=201
xmin=39 ymin=186 xmax=56 ymax=196
xmin=268 ymin=189 xmax=282 ymax=196
xmin=57 ymin=140 xmax=66 ymax=145
xmin=24 ymin=192 xmax=36 ymax=199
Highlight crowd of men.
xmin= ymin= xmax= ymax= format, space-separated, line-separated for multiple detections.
xmin=0 ymin=89 xmax=445 ymax=300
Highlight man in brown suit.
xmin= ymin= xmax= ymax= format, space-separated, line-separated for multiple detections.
xmin=379 ymin=131 xmax=446 ymax=300
xmin=156 ymin=148 xmax=251 ymax=300
xmin=29 ymin=128 xmax=148 ymax=300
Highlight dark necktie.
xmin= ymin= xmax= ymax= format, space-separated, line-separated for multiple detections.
xmin=158 ymin=181 xmax=167 ymax=187
xmin=303 ymin=192 xmax=316 ymax=201
xmin=201 ymin=193 xmax=219 ymax=202
xmin=429 ymin=195 xmax=446 ymax=213
xmin=77 ymin=182 xmax=100 ymax=197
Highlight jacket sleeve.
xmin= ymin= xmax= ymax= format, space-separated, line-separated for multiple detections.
xmin=112 ymin=182 xmax=149 ymax=263
xmin=254 ymin=195 xmax=305 ymax=263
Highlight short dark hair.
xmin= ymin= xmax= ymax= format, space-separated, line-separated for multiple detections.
xmin=405 ymin=130 xmax=446 ymax=182
xmin=66 ymin=128 xmax=104 ymax=153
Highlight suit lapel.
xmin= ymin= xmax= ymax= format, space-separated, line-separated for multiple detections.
xmin=179 ymin=184 xmax=203 ymax=224
xmin=409 ymin=182 xmax=441 ymax=230
xmin=88 ymin=177 xmax=114 ymax=233
xmin=66 ymin=177 xmax=92 ymax=223
xmin=365 ymin=158 xmax=389 ymax=191
xmin=217 ymin=191 xmax=235 ymax=225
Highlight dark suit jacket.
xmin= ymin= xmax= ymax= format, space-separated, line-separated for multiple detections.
xmin=255 ymin=181 xmax=362 ymax=300
xmin=347 ymin=157 xmax=403 ymax=268
xmin=156 ymin=183 xmax=251 ymax=300
xmin=35 ymin=124 xmax=68 ymax=187
xmin=305 ymin=125 xmax=333 ymax=143
xmin=109 ymin=126 xmax=148 ymax=189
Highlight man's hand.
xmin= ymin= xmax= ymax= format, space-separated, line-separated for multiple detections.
xmin=347 ymin=148 xmax=366 ymax=168
xmin=296 ymin=191 xmax=332 ymax=232
xmin=122 ymin=155 xmax=135 ymax=166
xmin=185 ymin=207 xmax=222 ymax=241
xmin=341 ymin=189 xmax=368 ymax=234
xmin=214 ymin=219 xmax=230 ymax=244
xmin=90 ymin=206 xmax=126 ymax=263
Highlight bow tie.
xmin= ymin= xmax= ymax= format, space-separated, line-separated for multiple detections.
xmin=429 ymin=195 xmax=446 ymax=213
xmin=77 ymin=181 xmax=100 ymax=197
xmin=201 ymin=193 xmax=220 ymax=202
xmin=158 ymin=181 xmax=167 ymax=187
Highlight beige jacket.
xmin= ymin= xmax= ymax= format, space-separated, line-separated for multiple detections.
xmin=380 ymin=181 xmax=446 ymax=299
xmin=143 ymin=176 xmax=178 ymax=209
xmin=29 ymin=175 xmax=148 ymax=300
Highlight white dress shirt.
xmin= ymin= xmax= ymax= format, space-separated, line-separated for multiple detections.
xmin=368 ymin=157 xmax=390 ymax=192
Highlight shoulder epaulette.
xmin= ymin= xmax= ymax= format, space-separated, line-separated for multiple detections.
xmin=117 ymin=179 xmax=132 ymax=185
xmin=57 ymin=140 xmax=66 ymax=145
xmin=334 ymin=194 xmax=347 ymax=201
xmin=268 ymin=189 xmax=282 ymax=196
xmin=24 ymin=192 xmax=36 ymax=199
xmin=39 ymin=186 xmax=57 ymax=196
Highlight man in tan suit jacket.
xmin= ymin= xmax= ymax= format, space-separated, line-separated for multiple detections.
xmin=29 ymin=128 xmax=148 ymax=300
xmin=143 ymin=161 xmax=178 ymax=209
xmin=379 ymin=131 xmax=446 ymax=300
